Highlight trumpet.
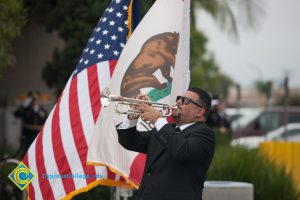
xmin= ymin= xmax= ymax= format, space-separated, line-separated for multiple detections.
xmin=101 ymin=87 xmax=176 ymax=117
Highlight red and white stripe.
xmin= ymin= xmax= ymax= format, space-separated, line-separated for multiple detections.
xmin=24 ymin=61 xmax=125 ymax=200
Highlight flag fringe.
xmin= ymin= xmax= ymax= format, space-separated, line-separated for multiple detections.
xmin=26 ymin=172 xmax=134 ymax=200
xmin=61 ymin=179 xmax=132 ymax=200
xmin=25 ymin=174 xmax=134 ymax=200
xmin=127 ymin=0 xmax=134 ymax=36
xmin=26 ymin=187 xmax=30 ymax=200
xmin=87 ymin=161 xmax=139 ymax=189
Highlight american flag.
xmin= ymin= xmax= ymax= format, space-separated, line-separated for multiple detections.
xmin=22 ymin=0 xmax=139 ymax=199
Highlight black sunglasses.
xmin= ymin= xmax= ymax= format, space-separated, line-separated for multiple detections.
xmin=176 ymin=96 xmax=202 ymax=108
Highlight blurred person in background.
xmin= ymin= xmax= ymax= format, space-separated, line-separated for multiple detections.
xmin=14 ymin=91 xmax=48 ymax=154
xmin=206 ymin=96 xmax=231 ymax=133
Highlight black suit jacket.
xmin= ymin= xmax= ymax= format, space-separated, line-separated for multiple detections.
xmin=117 ymin=122 xmax=215 ymax=200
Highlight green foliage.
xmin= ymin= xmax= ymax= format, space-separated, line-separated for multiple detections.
xmin=213 ymin=131 xmax=231 ymax=146
xmin=140 ymin=0 xmax=155 ymax=16
xmin=0 ymin=0 xmax=26 ymax=73
xmin=255 ymin=80 xmax=273 ymax=99
xmin=207 ymin=133 xmax=300 ymax=200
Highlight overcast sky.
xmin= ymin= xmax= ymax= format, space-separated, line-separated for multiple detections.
xmin=196 ymin=0 xmax=300 ymax=88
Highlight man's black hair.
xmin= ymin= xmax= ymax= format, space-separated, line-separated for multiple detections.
xmin=188 ymin=87 xmax=212 ymax=116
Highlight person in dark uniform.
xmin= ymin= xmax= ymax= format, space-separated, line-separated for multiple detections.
xmin=206 ymin=99 xmax=231 ymax=133
xmin=117 ymin=88 xmax=215 ymax=200
xmin=14 ymin=91 xmax=47 ymax=153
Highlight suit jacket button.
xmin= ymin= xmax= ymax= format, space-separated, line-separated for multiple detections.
xmin=147 ymin=172 xmax=151 ymax=176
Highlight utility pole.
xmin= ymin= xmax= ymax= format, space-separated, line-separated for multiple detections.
xmin=236 ymin=84 xmax=241 ymax=137
xmin=284 ymin=76 xmax=289 ymax=137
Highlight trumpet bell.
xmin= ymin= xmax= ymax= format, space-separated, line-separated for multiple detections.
xmin=101 ymin=87 xmax=111 ymax=98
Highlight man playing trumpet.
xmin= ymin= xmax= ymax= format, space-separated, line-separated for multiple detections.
xmin=117 ymin=87 xmax=215 ymax=200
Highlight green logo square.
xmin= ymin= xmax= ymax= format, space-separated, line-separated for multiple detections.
xmin=8 ymin=162 xmax=36 ymax=190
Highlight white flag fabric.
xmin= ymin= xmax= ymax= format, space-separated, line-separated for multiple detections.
xmin=87 ymin=0 xmax=190 ymax=188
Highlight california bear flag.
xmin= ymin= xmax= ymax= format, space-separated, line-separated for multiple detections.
xmin=87 ymin=0 xmax=190 ymax=188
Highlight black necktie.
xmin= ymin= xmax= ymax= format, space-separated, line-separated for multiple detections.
xmin=171 ymin=123 xmax=181 ymax=133
xmin=175 ymin=126 xmax=181 ymax=133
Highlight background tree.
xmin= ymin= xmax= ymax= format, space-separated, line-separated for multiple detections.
xmin=255 ymin=80 xmax=273 ymax=107
xmin=0 ymin=0 xmax=26 ymax=74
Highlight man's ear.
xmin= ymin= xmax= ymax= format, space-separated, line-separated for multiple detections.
xmin=196 ymin=108 xmax=205 ymax=118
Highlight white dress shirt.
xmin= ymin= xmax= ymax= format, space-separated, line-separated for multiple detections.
xmin=118 ymin=117 xmax=195 ymax=132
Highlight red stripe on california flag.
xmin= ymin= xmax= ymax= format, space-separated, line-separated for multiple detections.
xmin=107 ymin=167 xmax=116 ymax=180
xmin=109 ymin=60 xmax=118 ymax=77
xmin=69 ymin=76 xmax=97 ymax=184
xmin=87 ymin=65 xmax=101 ymax=123
xmin=119 ymin=176 xmax=126 ymax=182
xmin=51 ymin=97 xmax=76 ymax=194
xmin=35 ymin=127 xmax=55 ymax=199
xmin=129 ymin=153 xmax=146 ymax=186
xmin=23 ymin=153 xmax=36 ymax=200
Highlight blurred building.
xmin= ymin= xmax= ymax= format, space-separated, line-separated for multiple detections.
xmin=226 ymin=85 xmax=300 ymax=107
xmin=0 ymin=16 xmax=63 ymax=150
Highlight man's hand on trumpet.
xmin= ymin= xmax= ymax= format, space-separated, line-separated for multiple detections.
xmin=127 ymin=94 xmax=150 ymax=120
xmin=139 ymin=104 xmax=163 ymax=124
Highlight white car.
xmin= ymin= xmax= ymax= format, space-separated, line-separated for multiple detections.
xmin=225 ymin=107 xmax=263 ymax=130
xmin=231 ymin=123 xmax=300 ymax=149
